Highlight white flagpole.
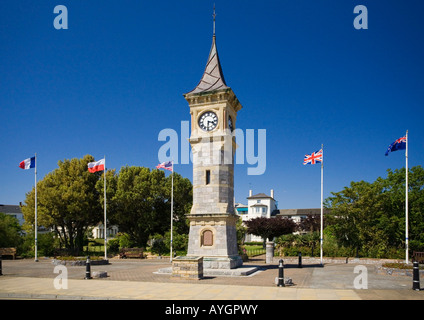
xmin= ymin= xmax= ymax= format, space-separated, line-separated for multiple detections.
xmin=320 ymin=145 xmax=324 ymax=265
xmin=170 ymin=161 xmax=174 ymax=262
xmin=104 ymin=156 xmax=107 ymax=260
xmin=34 ymin=153 xmax=38 ymax=262
xmin=405 ymin=131 xmax=409 ymax=264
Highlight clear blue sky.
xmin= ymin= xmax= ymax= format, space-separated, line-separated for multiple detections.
xmin=1 ymin=0 xmax=423 ymax=209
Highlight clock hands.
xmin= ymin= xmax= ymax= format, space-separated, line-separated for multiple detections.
xmin=199 ymin=111 xmax=218 ymax=131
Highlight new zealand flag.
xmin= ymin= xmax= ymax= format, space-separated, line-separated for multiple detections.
xmin=385 ymin=136 xmax=406 ymax=156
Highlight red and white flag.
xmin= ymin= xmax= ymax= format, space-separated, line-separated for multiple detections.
xmin=156 ymin=161 xmax=173 ymax=171
xmin=88 ymin=159 xmax=105 ymax=173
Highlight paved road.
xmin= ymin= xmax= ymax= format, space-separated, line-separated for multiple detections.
xmin=0 ymin=257 xmax=422 ymax=301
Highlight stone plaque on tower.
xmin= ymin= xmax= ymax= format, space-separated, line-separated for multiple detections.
xmin=182 ymin=16 xmax=243 ymax=269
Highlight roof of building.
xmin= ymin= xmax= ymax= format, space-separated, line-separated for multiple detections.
xmin=247 ymin=193 xmax=274 ymax=200
xmin=0 ymin=204 xmax=22 ymax=214
xmin=275 ymin=208 xmax=331 ymax=216
xmin=235 ymin=203 xmax=248 ymax=208
xmin=185 ymin=35 xmax=229 ymax=95
xmin=250 ymin=203 xmax=268 ymax=207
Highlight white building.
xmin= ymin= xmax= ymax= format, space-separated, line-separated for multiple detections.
xmin=236 ymin=190 xmax=278 ymax=242
xmin=91 ymin=222 xmax=119 ymax=239
xmin=235 ymin=190 xmax=328 ymax=242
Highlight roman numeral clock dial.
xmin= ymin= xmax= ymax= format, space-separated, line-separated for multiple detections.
xmin=198 ymin=111 xmax=218 ymax=131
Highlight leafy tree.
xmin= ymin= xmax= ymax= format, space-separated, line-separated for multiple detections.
xmin=382 ymin=166 xmax=424 ymax=253
xmin=0 ymin=212 xmax=22 ymax=248
xmin=325 ymin=180 xmax=386 ymax=256
xmin=326 ymin=165 xmax=424 ymax=258
xmin=108 ymin=166 xmax=192 ymax=248
xmin=245 ymin=217 xmax=296 ymax=244
xmin=236 ymin=217 xmax=247 ymax=246
xmin=21 ymin=155 xmax=102 ymax=255
xmin=150 ymin=230 xmax=189 ymax=256
xmin=95 ymin=168 xmax=118 ymax=237
xmin=164 ymin=172 xmax=192 ymax=235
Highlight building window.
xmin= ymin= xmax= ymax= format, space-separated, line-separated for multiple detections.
xmin=206 ymin=170 xmax=210 ymax=185
xmin=257 ymin=200 xmax=261 ymax=203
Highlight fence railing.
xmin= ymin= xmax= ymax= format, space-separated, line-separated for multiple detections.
xmin=246 ymin=248 xmax=266 ymax=257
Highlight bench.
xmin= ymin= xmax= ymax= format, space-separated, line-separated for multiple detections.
xmin=119 ymin=248 xmax=144 ymax=259
xmin=0 ymin=248 xmax=17 ymax=260
xmin=413 ymin=251 xmax=424 ymax=264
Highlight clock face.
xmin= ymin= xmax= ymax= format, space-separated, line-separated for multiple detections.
xmin=198 ymin=111 xmax=218 ymax=131
xmin=228 ymin=116 xmax=233 ymax=132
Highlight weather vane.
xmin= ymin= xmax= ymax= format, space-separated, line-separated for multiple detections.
xmin=213 ymin=4 xmax=216 ymax=36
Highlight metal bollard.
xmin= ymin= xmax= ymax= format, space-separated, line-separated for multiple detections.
xmin=0 ymin=255 xmax=2 ymax=276
xmin=278 ymin=259 xmax=285 ymax=287
xmin=84 ymin=256 xmax=92 ymax=279
xmin=413 ymin=261 xmax=420 ymax=291
xmin=298 ymin=252 xmax=302 ymax=268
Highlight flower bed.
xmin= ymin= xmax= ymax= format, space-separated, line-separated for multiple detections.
xmin=376 ymin=262 xmax=424 ymax=276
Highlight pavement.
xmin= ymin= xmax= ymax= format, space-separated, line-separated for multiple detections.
xmin=0 ymin=256 xmax=423 ymax=301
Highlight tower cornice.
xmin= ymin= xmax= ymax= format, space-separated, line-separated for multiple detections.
xmin=184 ymin=88 xmax=242 ymax=113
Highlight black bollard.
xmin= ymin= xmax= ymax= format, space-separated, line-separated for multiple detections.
xmin=298 ymin=252 xmax=302 ymax=268
xmin=0 ymin=255 xmax=2 ymax=276
xmin=84 ymin=256 xmax=92 ymax=279
xmin=278 ymin=259 xmax=285 ymax=287
xmin=413 ymin=261 xmax=420 ymax=291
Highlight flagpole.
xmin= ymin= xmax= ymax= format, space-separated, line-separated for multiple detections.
xmin=104 ymin=155 xmax=107 ymax=260
xmin=170 ymin=160 xmax=174 ymax=262
xmin=320 ymin=145 xmax=324 ymax=265
xmin=405 ymin=131 xmax=409 ymax=264
xmin=34 ymin=153 xmax=38 ymax=262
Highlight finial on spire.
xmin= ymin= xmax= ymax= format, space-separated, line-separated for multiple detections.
xmin=213 ymin=4 xmax=216 ymax=36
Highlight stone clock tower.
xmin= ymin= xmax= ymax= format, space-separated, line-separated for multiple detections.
xmin=183 ymin=21 xmax=243 ymax=269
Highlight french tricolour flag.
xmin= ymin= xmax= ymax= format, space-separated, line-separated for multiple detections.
xmin=88 ymin=158 xmax=105 ymax=173
xmin=19 ymin=157 xmax=35 ymax=170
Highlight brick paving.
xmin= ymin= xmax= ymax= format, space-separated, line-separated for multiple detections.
xmin=2 ymin=255 xmax=287 ymax=287
xmin=1 ymin=256 xmax=423 ymax=300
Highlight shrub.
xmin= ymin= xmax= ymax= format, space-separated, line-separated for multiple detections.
xmin=149 ymin=231 xmax=188 ymax=256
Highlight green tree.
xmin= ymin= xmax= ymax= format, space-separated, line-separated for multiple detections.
xmin=164 ymin=172 xmax=192 ymax=235
xmin=381 ymin=166 xmax=424 ymax=253
xmin=0 ymin=212 xmax=22 ymax=248
xmin=150 ymin=230 xmax=189 ymax=256
xmin=21 ymin=155 xmax=102 ymax=255
xmin=236 ymin=217 xmax=247 ymax=246
xmin=109 ymin=166 xmax=192 ymax=248
xmin=326 ymin=180 xmax=386 ymax=257
xmin=326 ymin=165 xmax=424 ymax=258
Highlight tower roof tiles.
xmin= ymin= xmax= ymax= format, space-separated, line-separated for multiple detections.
xmin=185 ymin=35 xmax=229 ymax=95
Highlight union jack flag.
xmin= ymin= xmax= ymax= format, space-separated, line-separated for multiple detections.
xmin=156 ymin=160 xmax=173 ymax=171
xmin=385 ymin=135 xmax=406 ymax=156
xmin=303 ymin=149 xmax=323 ymax=165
